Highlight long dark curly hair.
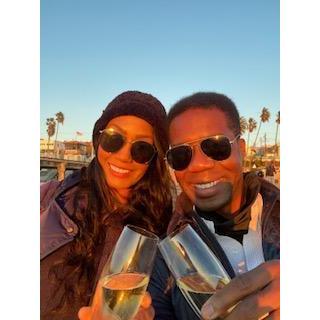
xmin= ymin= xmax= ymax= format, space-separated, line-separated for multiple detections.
xmin=48 ymin=134 xmax=173 ymax=313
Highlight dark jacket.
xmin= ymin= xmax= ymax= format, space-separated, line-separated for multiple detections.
xmin=40 ymin=171 xmax=124 ymax=320
xmin=148 ymin=176 xmax=280 ymax=320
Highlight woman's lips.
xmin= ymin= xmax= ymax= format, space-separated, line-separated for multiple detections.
xmin=108 ymin=163 xmax=132 ymax=178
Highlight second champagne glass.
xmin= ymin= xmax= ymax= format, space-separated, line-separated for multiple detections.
xmin=92 ymin=224 xmax=159 ymax=320
xmin=159 ymin=224 xmax=231 ymax=319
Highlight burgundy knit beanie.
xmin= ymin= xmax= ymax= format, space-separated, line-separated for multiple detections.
xmin=92 ymin=91 xmax=169 ymax=155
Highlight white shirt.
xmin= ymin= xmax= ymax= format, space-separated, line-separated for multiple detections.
xmin=201 ymin=193 xmax=265 ymax=275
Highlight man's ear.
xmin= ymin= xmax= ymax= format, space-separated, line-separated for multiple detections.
xmin=238 ymin=138 xmax=246 ymax=159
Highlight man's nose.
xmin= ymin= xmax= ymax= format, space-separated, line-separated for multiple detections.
xmin=187 ymin=145 xmax=215 ymax=172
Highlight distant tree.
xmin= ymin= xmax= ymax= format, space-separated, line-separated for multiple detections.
xmin=253 ymin=107 xmax=270 ymax=147
xmin=247 ymin=118 xmax=257 ymax=153
xmin=240 ymin=116 xmax=248 ymax=136
xmin=54 ymin=111 xmax=65 ymax=155
xmin=46 ymin=117 xmax=56 ymax=152
xmin=274 ymin=111 xmax=280 ymax=156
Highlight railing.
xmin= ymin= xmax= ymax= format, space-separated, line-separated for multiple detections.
xmin=40 ymin=152 xmax=93 ymax=162
xmin=40 ymin=155 xmax=92 ymax=181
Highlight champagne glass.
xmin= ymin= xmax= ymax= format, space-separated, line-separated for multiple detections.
xmin=92 ymin=225 xmax=159 ymax=320
xmin=159 ymin=224 xmax=231 ymax=319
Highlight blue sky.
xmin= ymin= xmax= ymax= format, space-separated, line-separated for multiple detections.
xmin=41 ymin=0 xmax=279 ymax=145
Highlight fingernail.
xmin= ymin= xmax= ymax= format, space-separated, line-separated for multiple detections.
xmin=201 ymin=302 xmax=214 ymax=319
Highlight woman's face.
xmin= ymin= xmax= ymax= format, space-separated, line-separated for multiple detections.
xmin=97 ymin=115 xmax=154 ymax=199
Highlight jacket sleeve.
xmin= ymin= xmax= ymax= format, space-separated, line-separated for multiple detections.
xmin=40 ymin=180 xmax=61 ymax=215
xmin=148 ymin=251 xmax=177 ymax=320
xmin=262 ymin=200 xmax=280 ymax=260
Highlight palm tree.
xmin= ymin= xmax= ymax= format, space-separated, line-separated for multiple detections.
xmin=54 ymin=111 xmax=65 ymax=156
xmin=247 ymin=118 xmax=257 ymax=153
xmin=46 ymin=117 xmax=56 ymax=153
xmin=253 ymin=107 xmax=271 ymax=147
xmin=240 ymin=116 xmax=248 ymax=136
xmin=274 ymin=111 xmax=280 ymax=156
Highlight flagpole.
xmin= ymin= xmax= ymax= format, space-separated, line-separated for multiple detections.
xmin=75 ymin=131 xmax=83 ymax=141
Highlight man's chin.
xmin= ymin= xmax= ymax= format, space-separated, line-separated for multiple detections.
xmin=194 ymin=198 xmax=226 ymax=212
xmin=193 ymin=184 xmax=233 ymax=212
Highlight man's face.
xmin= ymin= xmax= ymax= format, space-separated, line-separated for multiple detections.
xmin=169 ymin=108 xmax=245 ymax=213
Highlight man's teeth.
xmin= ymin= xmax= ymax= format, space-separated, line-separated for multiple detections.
xmin=110 ymin=164 xmax=130 ymax=174
xmin=195 ymin=181 xmax=219 ymax=190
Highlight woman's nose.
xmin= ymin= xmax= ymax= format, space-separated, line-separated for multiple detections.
xmin=114 ymin=142 xmax=132 ymax=162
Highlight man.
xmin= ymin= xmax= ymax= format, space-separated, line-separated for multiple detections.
xmin=149 ymin=92 xmax=280 ymax=320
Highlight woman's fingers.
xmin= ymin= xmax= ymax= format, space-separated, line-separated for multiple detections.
xmin=78 ymin=306 xmax=92 ymax=319
xmin=140 ymin=291 xmax=152 ymax=309
xmin=78 ymin=291 xmax=154 ymax=319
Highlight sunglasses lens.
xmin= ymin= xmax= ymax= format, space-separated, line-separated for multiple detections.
xmin=100 ymin=132 xmax=124 ymax=152
xmin=201 ymin=136 xmax=231 ymax=161
xmin=131 ymin=141 xmax=156 ymax=164
xmin=166 ymin=146 xmax=192 ymax=171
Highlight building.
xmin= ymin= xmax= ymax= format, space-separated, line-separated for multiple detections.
xmin=63 ymin=140 xmax=93 ymax=162
xmin=40 ymin=139 xmax=93 ymax=161
xmin=40 ymin=139 xmax=65 ymax=157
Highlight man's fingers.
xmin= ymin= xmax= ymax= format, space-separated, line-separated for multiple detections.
xmin=140 ymin=291 xmax=152 ymax=309
xmin=223 ymin=260 xmax=279 ymax=303
xmin=78 ymin=306 xmax=92 ymax=319
xmin=257 ymin=272 xmax=280 ymax=311
xmin=201 ymin=260 xmax=280 ymax=319
xmin=224 ymin=270 xmax=280 ymax=320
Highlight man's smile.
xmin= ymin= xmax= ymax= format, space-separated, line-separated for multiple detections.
xmin=193 ymin=178 xmax=223 ymax=190
xmin=193 ymin=179 xmax=226 ymax=198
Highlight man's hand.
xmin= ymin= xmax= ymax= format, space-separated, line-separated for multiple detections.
xmin=201 ymin=260 xmax=280 ymax=320
xmin=78 ymin=290 xmax=154 ymax=320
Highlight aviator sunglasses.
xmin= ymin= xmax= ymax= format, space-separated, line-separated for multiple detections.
xmin=165 ymin=134 xmax=240 ymax=171
xmin=99 ymin=128 xmax=157 ymax=164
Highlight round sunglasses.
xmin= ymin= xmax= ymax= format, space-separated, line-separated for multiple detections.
xmin=165 ymin=134 xmax=240 ymax=171
xmin=99 ymin=129 xmax=157 ymax=164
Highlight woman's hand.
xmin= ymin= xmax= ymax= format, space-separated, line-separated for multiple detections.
xmin=132 ymin=292 xmax=155 ymax=320
xmin=78 ymin=291 xmax=155 ymax=320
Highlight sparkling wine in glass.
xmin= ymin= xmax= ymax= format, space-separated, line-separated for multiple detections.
xmin=93 ymin=225 xmax=159 ymax=320
xmin=159 ymin=224 xmax=231 ymax=319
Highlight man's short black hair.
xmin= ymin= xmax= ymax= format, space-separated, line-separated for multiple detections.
xmin=168 ymin=92 xmax=240 ymax=136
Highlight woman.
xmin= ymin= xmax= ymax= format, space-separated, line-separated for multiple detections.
xmin=40 ymin=91 xmax=173 ymax=319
